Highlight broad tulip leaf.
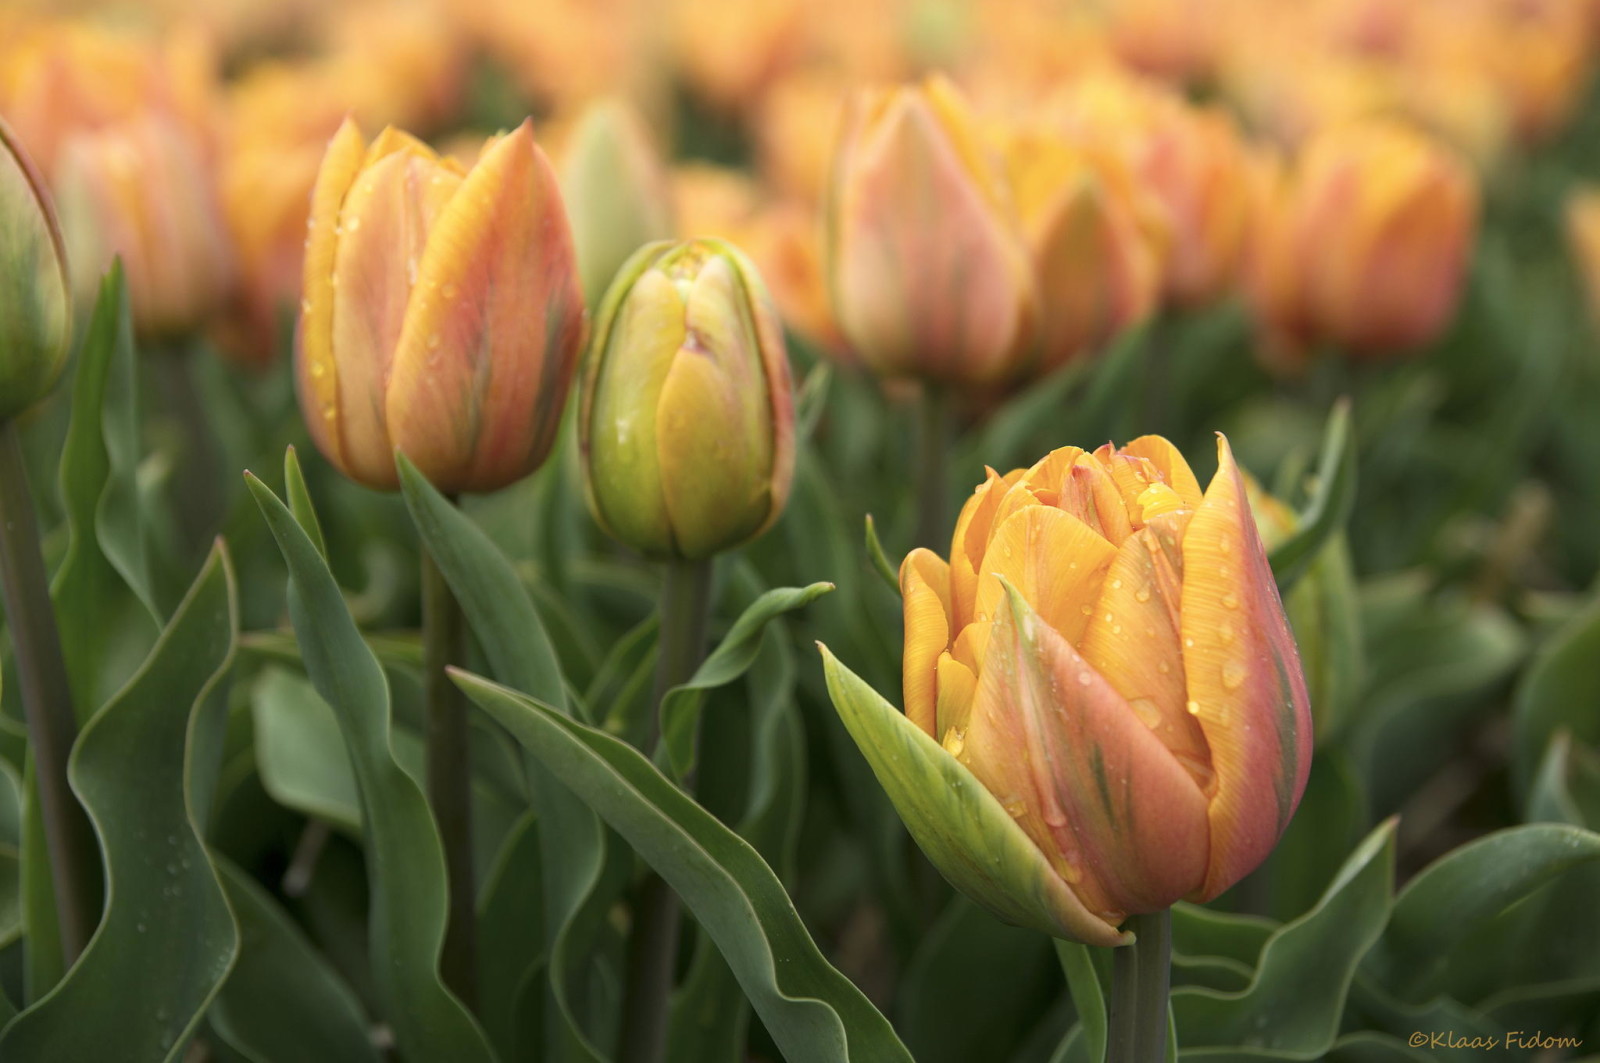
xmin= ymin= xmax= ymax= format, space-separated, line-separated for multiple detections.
xmin=395 ymin=450 xmax=614 ymax=1063
xmin=667 ymin=620 xmax=806 ymax=1062
xmin=899 ymin=898 xmax=1057 ymax=1063
xmin=245 ymin=470 xmax=495 ymax=1063
xmin=453 ymin=669 xmax=914 ymax=1063
xmin=0 ymin=545 xmax=239 ymax=1060
xmin=660 ymin=581 xmax=834 ymax=779
xmin=1269 ymin=399 xmax=1356 ymax=593
xmin=52 ymin=261 xmax=159 ymax=715
xmin=1368 ymin=824 xmax=1600 ymax=1002
xmin=1324 ymin=1032 xmax=1431 ymax=1062
xmin=208 ymin=858 xmax=379 ymax=1063
xmin=476 ymin=812 xmax=546 ymax=1061
xmin=818 ymin=647 xmax=1130 ymax=948
xmin=251 ymin=667 xmax=361 ymax=835
xmin=1172 ymin=819 xmax=1396 ymax=1058
xmin=591 ymin=613 xmax=660 ymax=746
xmin=1054 ymin=939 xmax=1107 ymax=1063
xmin=1169 ymin=905 xmax=1276 ymax=970
xmin=1527 ymin=732 xmax=1600 ymax=829
xmin=1512 ymin=588 xmax=1600 ymax=796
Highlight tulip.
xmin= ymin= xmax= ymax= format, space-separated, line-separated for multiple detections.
xmin=1001 ymin=127 xmax=1165 ymax=371
xmin=825 ymin=75 xmax=1037 ymax=385
xmin=0 ymin=118 xmax=71 ymax=421
xmin=1566 ymin=186 xmax=1600 ymax=332
xmin=853 ymin=435 xmax=1310 ymax=944
xmin=580 ymin=238 xmax=794 ymax=560
xmin=1248 ymin=120 xmax=1477 ymax=363
xmin=297 ymin=118 xmax=585 ymax=493
xmin=559 ymin=98 xmax=674 ymax=306
xmin=54 ymin=115 xmax=234 ymax=340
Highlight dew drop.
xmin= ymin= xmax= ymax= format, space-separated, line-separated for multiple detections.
xmin=1222 ymin=661 xmax=1246 ymax=691
xmin=300 ymin=298 xmax=312 ymax=314
xmin=1185 ymin=699 xmax=1201 ymax=716
xmin=942 ymin=727 xmax=966 ymax=757
xmin=1222 ymin=592 xmax=1240 ymax=610
xmin=1129 ymin=697 xmax=1163 ymax=730
xmin=1157 ymin=660 xmax=1171 ymax=674
xmin=1076 ymin=671 xmax=1092 ymax=686
xmin=1111 ymin=624 xmax=1122 ymax=635
xmin=427 ymin=332 xmax=441 ymax=350
xmin=1080 ymin=604 xmax=1094 ymax=616
xmin=1220 ymin=622 xmax=1236 ymax=645
xmin=1184 ymin=638 xmax=1194 ymax=648
xmin=1002 ymin=797 xmax=1027 ymax=819
xmin=1134 ymin=585 xmax=1152 ymax=603
xmin=1110 ymin=578 xmax=1123 ymax=590
xmin=345 ymin=216 xmax=361 ymax=232
xmin=441 ymin=282 xmax=458 ymax=300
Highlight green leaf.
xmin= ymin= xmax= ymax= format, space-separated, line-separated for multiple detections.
xmin=818 ymin=646 xmax=1129 ymax=947
xmin=1171 ymin=819 xmax=1396 ymax=1058
xmin=1169 ymin=905 xmax=1275 ymax=971
xmin=0 ymin=545 xmax=239 ymax=1060
xmin=51 ymin=261 xmax=159 ymax=716
xmin=396 ymin=450 xmax=613 ymax=1062
xmin=283 ymin=448 xmax=328 ymax=561
xmin=251 ymin=667 xmax=361 ymax=835
xmin=660 ymin=581 xmax=834 ymax=779
xmin=1055 ymin=939 xmax=1107 ymax=1063
xmin=1269 ymin=399 xmax=1356 ymax=593
xmin=453 ymin=669 xmax=913 ymax=1063
xmin=795 ymin=361 xmax=832 ymax=443
xmin=245 ymin=471 xmax=495 ymax=1063
xmin=864 ymin=515 xmax=899 ymax=595
xmin=1368 ymin=823 xmax=1600 ymax=1002
xmin=208 ymin=857 xmax=380 ymax=1063
xmin=1513 ymin=587 xmax=1600 ymax=796
xmin=476 ymin=812 xmax=545 ymax=1061
xmin=1528 ymin=732 xmax=1600 ymax=828
xmin=1323 ymin=1032 xmax=1432 ymax=1063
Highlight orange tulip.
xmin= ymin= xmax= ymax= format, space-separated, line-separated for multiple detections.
xmin=826 ymin=75 xmax=1037 ymax=385
xmin=898 ymin=435 xmax=1312 ymax=934
xmin=55 ymin=115 xmax=234 ymax=339
xmin=1002 ymin=126 xmax=1166 ymax=370
xmin=297 ymin=118 xmax=585 ymax=493
xmin=1566 ymin=185 xmax=1600 ymax=332
xmin=1249 ymin=119 xmax=1478 ymax=362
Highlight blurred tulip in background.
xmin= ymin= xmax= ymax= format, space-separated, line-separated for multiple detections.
xmin=0 ymin=118 xmax=71 ymax=421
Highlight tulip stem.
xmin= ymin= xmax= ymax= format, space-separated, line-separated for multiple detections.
xmin=915 ymin=383 xmax=951 ymax=550
xmin=1107 ymin=909 xmax=1172 ymax=1063
xmin=421 ymin=539 xmax=477 ymax=1009
xmin=619 ymin=556 xmax=714 ymax=1063
xmin=0 ymin=418 xmax=99 ymax=964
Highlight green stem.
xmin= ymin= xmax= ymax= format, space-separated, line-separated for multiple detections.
xmin=915 ymin=382 xmax=950 ymax=551
xmin=619 ymin=556 xmax=714 ymax=1063
xmin=422 ymin=539 xmax=476 ymax=1008
xmin=1107 ymin=909 xmax=1172 ymax=1063
xmin=0 ymin=418 xmax=99 ymax=963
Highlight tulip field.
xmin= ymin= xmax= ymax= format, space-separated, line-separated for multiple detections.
xmin=4 ymin=1 xmax=1600 ymax=1060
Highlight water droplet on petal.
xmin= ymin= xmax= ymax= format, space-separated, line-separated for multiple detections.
xmin=1222 ymin=661 xmax=1246 ymax=690
xmin=1185 ymin=699 xmax=1201 ymax=716
xmin=1222 ymin=593 xmax=1240 ymax=610
xmin=1134 ymin=585 xmax=1152 ymax=603
xmin=1077 ymin=671 xmax=1092 ymax=686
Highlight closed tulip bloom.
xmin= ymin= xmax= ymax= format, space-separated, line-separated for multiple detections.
xmin=54 ymin=115 xmax=234 ymax=339
xmin=298 ymin=118 xmax=585 ymax=493
xmin=1566 ymin=185 xmax=1600 ymax=331
xmin=898 ymin=435 xmax=1311 ymax=940
xmin=826 ymin=75 xmax=1037 ymax=385
xmin=581 ymin=238 xmax=794 ymax=560
xmin=0 ymin=118 xmax=71 ymax=421
xmin=1003 ymin=128 xmax=1165 ymax=371
xmin=1250 ymin=120 xmax=1477 ymax=362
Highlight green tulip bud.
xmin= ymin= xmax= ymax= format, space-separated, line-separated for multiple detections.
xmin=0 ymin=118 xmax=71 ymax=422
xmin=580 ymin=238 xmax=795 ymax=560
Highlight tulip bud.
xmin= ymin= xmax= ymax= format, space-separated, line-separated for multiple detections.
xmin=1001 ymin=127 xmax=1165 ymax=371
xmin=580 ymin=238 xmax=794 ymax=560
xmin=1249 ymin=120 xmax=1477 ymax=363
xmin=839 ymin=435 xmax=1311 ymax=941
xmin=0 ymin=119 xmax=71 ymax=421
xmin=825 ymin=75 xmax=1037 ymax=385
xmin=55 ymin=115 xmax=234 ymax=340
xmin=559 ymin=98 xmax=674 ymax=307
xmin=297 ymin=118 xmax=585 ymax=493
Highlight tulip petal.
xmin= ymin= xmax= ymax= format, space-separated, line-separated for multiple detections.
xmin=1079 ymin=529 xmax=1211 ymax=784
xmin=964 ymin=582 xmax=1211 ymax=915
xmin=900 ymin=548 xmax=951 ymax=737
xmin=934 ymin=651 xmax=978 ymax=745
xmin=1121 ymin=435 xmax=1204 ymax=508
xmin=655 ymin=251 xmax=777 ymax=558
xmin=389 ymin=121 xmax=585 ymax=493
xmin=1060 ymin=457 xmax=1134 ymax=545
xmin=949 ymin=467 xmax=1019 ymax=631
xmin=821 ymin=645 xmax=1129 ymax=946
xmin=974 ymin=505 xmax=1116 ymax=646
xmin=1182 ymin=434 xmax=1313 ymax=900
xmin=298 ymin=117 xmax=368 ymax=475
